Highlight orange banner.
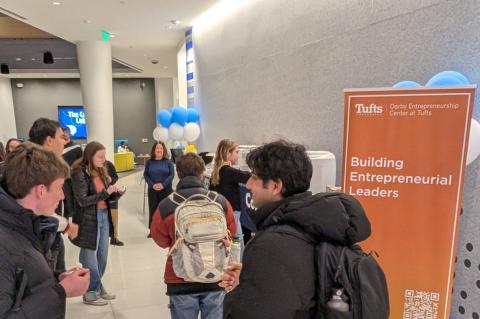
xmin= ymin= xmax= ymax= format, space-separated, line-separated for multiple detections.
xmin=342 ymin=87 xmax=476 ymax=319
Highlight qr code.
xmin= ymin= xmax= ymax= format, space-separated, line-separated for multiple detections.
xmin=403 ymin=289 xmax=439 ymax=319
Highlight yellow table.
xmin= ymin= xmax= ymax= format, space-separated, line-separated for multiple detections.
xmin=114 ymin=152 xmax=135 ymax=172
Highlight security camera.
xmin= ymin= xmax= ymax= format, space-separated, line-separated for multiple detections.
xmin=151 ymin=59 xmax=159 ymax=64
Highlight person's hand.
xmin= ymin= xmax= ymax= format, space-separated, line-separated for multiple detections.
xmin=153 ymin=183 xmax=164 ymax=191
xmin=65 ymin=223 xmax=79 ymax=239
xmin=59 ymin=268 xmax=90 ymax=297
xmin=106 ymin=185 xmax=117 ymax=194
xmin=219 ymin=263 xmax=242 ymax=292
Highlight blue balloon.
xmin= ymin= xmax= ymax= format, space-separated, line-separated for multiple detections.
xmin=187 ymin=108 xmax=200 ymax=123
xmin=425 ymin=75 xmax=465 ymax=87
xmin=172 ymin=107 xmax=188 ymax=126
xmin=157 ymin=110 xmax=172 ymax=127
xmin=428 ymin=71 xmax=470 ymax=86
xmin=393 ymin=81 xmax=422 ymax=88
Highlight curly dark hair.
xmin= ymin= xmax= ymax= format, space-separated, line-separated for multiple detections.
xmin=246 ymin=140 xmax=312 ymax=197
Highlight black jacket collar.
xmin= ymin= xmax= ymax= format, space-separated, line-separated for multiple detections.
xmin=176 ymin=176 xmax=205 ymax=191
xmin=0 ymin=182 xmax=43 ymax=251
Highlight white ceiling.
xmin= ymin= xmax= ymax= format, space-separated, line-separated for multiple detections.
xmin=0 ymin=0 xmax=219 ymax=78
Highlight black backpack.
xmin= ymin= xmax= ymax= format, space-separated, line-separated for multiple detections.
xmin=270 ymin=224 xmax=390 ymax=319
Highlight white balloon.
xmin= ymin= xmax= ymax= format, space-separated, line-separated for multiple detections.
xmin=467 ymin=118 xmax=480 ymax=165
xmin=153 ymin=126 xmax=169 ymax=142
xmin=169 ymin=123 xmax=184 ymax=141
xmin=183 ymin=123 xmax=201 ymax=142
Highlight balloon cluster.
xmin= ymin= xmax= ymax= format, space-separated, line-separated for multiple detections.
xmin=393 ymin=71 xmax=480 ymax=165
xmin=392 ymin=71 xmax=470 ymax=88
xmin=153 ymin=107 xmax=201 ymax=142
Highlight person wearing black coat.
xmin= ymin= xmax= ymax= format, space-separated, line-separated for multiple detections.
xmin=0 ymin=142 xmax=89 ymax=318
xmin=221 ymin=141 xmax=372 ymax=319
xmin=105 ymin=160 xmax=124 ymax=246
xmin=71 ymin=142 xmax=120 ymax=306
xmin=210 ymin=139 xmax=251 ymax=256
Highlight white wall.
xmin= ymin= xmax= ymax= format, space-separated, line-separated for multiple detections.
xmin=192 ymin=0 xmax=480 ymax=316
xmin=177 ymin=39 xmax=187 ymax=107
xmin=154 ymin=78 xmax=174 ymax=113
xmin=0 ymin=78 xmax=17 ymax=143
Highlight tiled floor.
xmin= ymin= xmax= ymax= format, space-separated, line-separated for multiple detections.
xmin=65 ymin=170 xmax=171 ymax=318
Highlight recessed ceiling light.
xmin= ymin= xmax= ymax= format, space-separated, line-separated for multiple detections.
xmin=52 ymin=2 xmax=62 ymax=5
xmin=15 ymin=57 xmax=22 ymax=61
xmin=31 ymin=58 xmax=36 ymax=61
xmin=109 ymin=34 xmax=116 ymax=38
xmin=170 ymin=20 xmax=180 ymax=25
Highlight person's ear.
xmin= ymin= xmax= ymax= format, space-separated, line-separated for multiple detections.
xmin=272 ymin=179 xmax=284 ymax=196
xmin=33 ymin=184 xmax=46 ymax=199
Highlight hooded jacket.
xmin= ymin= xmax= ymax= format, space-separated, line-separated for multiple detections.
xmin=0 ymin=183 xmax=66 ymax=319
xmin=223 ymin=192 xmax=371 ymax=319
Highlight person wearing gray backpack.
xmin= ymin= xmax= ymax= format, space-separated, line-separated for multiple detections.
xmin=150 ymin=152 xmax=237 ymax=319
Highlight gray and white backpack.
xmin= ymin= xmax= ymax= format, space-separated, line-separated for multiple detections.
xmin=168 ymin=191 xmax=231 ymax=283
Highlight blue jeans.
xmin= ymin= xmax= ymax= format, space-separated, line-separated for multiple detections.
xmin=233 ymin=210 xmax=244 ymax=259
xmin=79 ymin=209 xmax=110 ymax=300
xmin=169 ymin=291 xmax=225 ymax=319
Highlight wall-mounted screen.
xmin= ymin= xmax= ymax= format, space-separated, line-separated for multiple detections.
xmin=58 ymin=106 xmax=87 ymax=139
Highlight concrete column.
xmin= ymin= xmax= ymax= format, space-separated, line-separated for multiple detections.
xmin=76 ymin=41 xmax=114 ymax=160
xmin=0 ymin=78 xmax=17 ymax=143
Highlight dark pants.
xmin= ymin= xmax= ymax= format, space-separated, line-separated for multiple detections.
xmin=148 ymin=187 xmax=173 ymax=228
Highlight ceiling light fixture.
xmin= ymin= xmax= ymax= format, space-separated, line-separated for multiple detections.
xmin=31 ymin=58 xmax=36 ymax=61
xmin=52 ymin=1 xmax=62 ymax=5
xmin=15 ymin=57 xmax=22 ymax=61
xmin=170 ymin=20 xmax=180 ymax=25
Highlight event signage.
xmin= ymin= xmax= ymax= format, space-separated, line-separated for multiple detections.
xmin=58 ymin=106 xmax=87 ymax=139
xmin=342 ymin=86 xmax=475 ymax=319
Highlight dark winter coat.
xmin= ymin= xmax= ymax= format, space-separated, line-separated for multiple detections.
xmin=0 ymin=183 xmax=66 ymax=319
xmin=223 ymin=192 xmax=371 ymax=319
xmin=70 ymin=169 xmax=113 ymax=250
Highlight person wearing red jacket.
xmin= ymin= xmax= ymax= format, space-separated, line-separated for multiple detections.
xmin=150 ymin=152 xmax=236 ymax=319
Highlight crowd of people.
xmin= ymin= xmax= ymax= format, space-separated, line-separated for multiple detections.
xmin=0 ymin=118 xmax=376 ymax=319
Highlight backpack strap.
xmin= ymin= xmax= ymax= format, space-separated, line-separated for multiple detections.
xmin=169 ymin=192 xmax=187 ymax=206
xmin=206 ymin=191 xmax=219 ymax=202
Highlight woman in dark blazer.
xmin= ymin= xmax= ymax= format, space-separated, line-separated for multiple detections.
xmin=71 ymin=141 xmax=121 ymax=306
xmin=144 ymin=141 xmax=174 ymax=233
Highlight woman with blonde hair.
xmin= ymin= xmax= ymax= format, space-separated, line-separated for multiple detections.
xmin=210 ymin=139 xmax=251 ymax=256
xmin=71 ymin=141 xmax=122 ymax=306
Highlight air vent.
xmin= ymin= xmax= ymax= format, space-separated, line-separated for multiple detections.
xmin=0 ymin=7 xmax=27 ymax=20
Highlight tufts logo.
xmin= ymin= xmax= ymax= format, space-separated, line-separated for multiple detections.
xmin=354 ymin=103 xmax=384 ymax=115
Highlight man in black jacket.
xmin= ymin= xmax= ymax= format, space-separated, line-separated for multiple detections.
xmin=29 ymin=118 xmax=79 ymax=273
xmin=221 ymin=140 xmax=372 ymax=319
xmin=0 ymin=142 xmax=90 ymax=318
